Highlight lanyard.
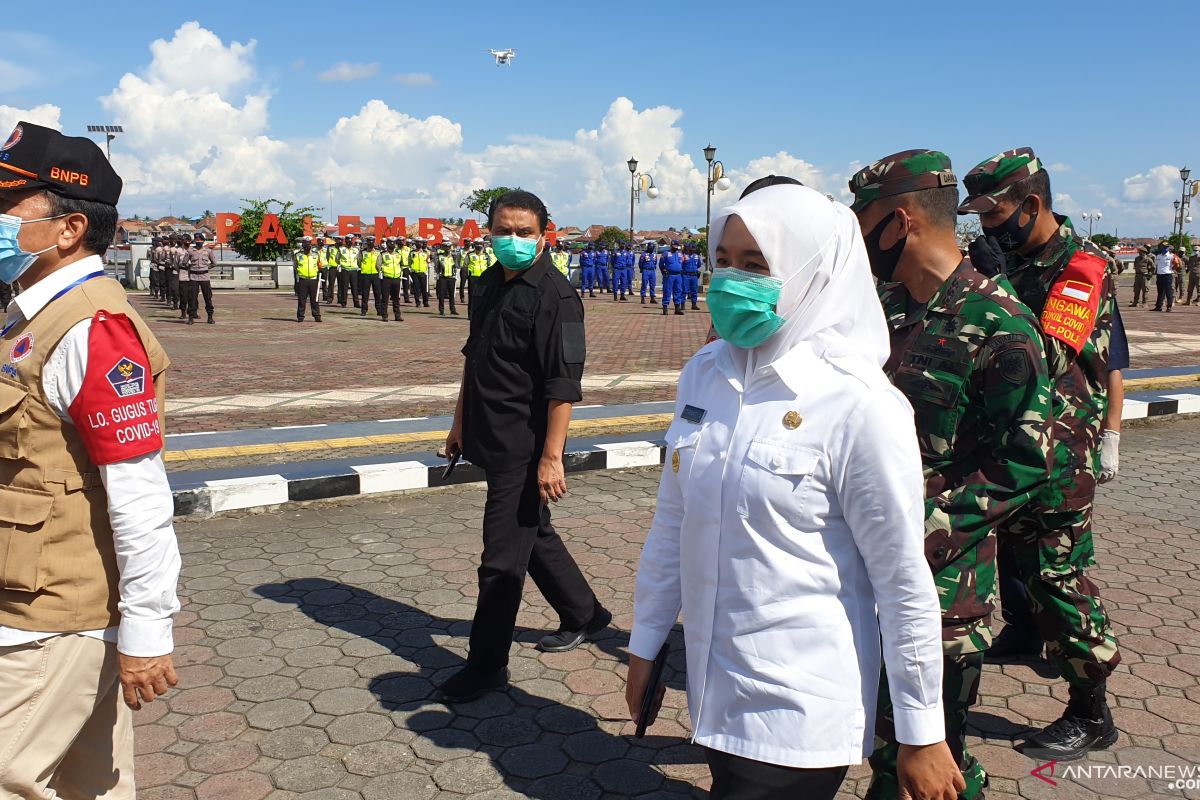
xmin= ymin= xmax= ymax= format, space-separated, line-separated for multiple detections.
xmin=2 ymin=270 xmax=107 ymax=337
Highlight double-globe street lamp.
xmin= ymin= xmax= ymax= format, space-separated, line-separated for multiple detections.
xmin=1175 ymin=167 xmax=1197 ymax=246
xmin=627 ymin=157 xmax=659 ymax=250
xmin=1080 ymin=210 xmax=1102 ymax=240
xmin=703 ymin=144 xmax=731 ymax=269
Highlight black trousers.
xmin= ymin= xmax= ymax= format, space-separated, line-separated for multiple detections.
xmin=337 ymin=270 xmax=360 ymax=306
xmin=296 ymin=278 xmax=321 ymax=321
xmin=320 ymin=268 xmax=335 ymax=302
xmin=468 ymin=462 xmax=598 ymax=672
xmin=184 ymin=281 xmax=214 ymax=318
xmin=358 ymin=272 xmax=383 ymax=315
xmin=0 ymin=280 xmax=11 ymax=307
xmin=704 ymin=749 xmax=848 ymax=800
xmin=411 ymin=273 xmax=429 ymax=306
xmin=436 ymin=276 xmax=457 ymax=314
xmin=1155 ymin=273 xmax=1174 ymax=310
xmin=166 ymin=270 xmax=179 ymax=307
xmin=458 ymin=268 xmax=469 ymax=301
xmin=382 ymin=277 xmax=404 ymax=318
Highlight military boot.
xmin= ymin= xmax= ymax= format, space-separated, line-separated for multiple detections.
xmin=986 ymin=624 xmax=1043 ymax=660
xmin=207 ymin=313 xmax=214 ymax=325
xmin=1024 ymin=683 xmax=1117 ymax=762
xmin=662 ymin=306 xmax=668 ymax=316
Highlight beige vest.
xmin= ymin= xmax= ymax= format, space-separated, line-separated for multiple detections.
xmin=0 ymin=277 xmax=169 ymax=632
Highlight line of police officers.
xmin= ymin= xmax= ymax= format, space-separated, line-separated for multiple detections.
xmin=289 ymin=234 xmax=573 ymax=322
xmin=148 ymin=235 xmax=216 ymax=325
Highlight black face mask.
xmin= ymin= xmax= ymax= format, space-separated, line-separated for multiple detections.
xmin=863 ymin=211 xmax=906 ymax=282
xmin=982 ymin=201 xmax=1037 ymax=253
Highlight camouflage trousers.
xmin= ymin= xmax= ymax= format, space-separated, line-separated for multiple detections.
xmin=997 ymin=503 xmax=1121 ymax=688
xmin=867 ymin=651 xmax=987 ymax=800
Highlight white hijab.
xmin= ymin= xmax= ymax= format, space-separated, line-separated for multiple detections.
xmin=708 ymin=184 xmax=891 ymax=385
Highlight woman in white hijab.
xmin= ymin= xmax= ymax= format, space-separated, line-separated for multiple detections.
xmin=625 ymin=185 xmax=964 ymax=800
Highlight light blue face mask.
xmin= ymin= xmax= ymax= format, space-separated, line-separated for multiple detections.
xmin=492 ymin=234 xmax=541 ymax=270
xmin=706 ymin=267 xmax=785 ymax=348
xmin=0 ymin=213 xmax=64 ymax=285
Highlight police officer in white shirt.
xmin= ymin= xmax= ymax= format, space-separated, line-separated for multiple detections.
xmin=627 ymin=185 xmax=962 ymax=800
xmin=1152 ymin=241 xmax=1175 ymax=312
xmin=0 ymin=121 xmax=181 ymax=797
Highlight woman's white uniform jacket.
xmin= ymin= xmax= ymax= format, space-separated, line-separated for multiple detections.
xmin=630 ymin=339 xmax=945 ymax=768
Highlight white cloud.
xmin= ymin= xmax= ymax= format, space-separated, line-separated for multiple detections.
xmin=145 ymin=21 xmax=255 ymax=95
xmin=393 ymin=72 xmax=435 ymax=87
xmin=0 ymin=104 xmax=63 ymax=134
xmin=318 ymin=62 xmax=379 ymax=82
xmin=1121 ymin=165 xmax=1183 ymax=203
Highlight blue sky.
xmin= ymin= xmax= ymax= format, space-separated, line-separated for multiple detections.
xmin=3 ymin=0 xmax=1197 ymax=236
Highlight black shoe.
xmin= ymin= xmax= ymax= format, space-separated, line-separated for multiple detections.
xmin=1024 ymin=701 xmax=1117 ymax=762
xmin=186 ymin=318 xmax=193 ymax=325
xmin=451 ymin=310 xmax=459 ymax=316
xmin=986 ymin=624 xmax=1044 ymax=660
xmin=640 ymin=297 xmax=646 ymax=305
xmin=691 ymin=303 xmax=700 ymax=310
xmin=437 ymin=665 xmax=509 ymax=703
xmin=297 ymin=318 xmax=304 ymax=323
xmin=207 ymin=315 xmax=214 ymax=324
xmin=662 ymin=307 xmax=668 ymax=316
xmin=674 ymin=307 xmax=684 ymax=316
xmin=537 ymin=607 xmax=613 ymax=653
xmin=315 ymin=317 xmax=322 ymax=323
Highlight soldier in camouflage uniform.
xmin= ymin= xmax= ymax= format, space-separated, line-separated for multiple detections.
xmin=1185 ymin=246 xmax=1200 ymax=305
xmin=1131 ymin=245 xmax=1153 ymax=307
xmin=850 ymin=151 xmax=1054 ymax=799
xmin=959 ymin=149 xmax=1121 ymax=761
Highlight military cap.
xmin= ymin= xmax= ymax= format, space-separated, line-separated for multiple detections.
xmin=847 ymin=149 xmax=957 ymax=213
xmin=957 ymin=147 xmax=1043 ymax=214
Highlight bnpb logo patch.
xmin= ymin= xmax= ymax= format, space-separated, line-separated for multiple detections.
xmin=9 ymin=332 xmax=33 ymax=363
xmin=1 ymin=125 xmax=22 ymax=152
xmin=106 ymin=357 xmax=146 ymax=397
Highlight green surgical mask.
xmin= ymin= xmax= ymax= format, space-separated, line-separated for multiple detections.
xmin=707 ymin=267 xmax=785 ymax=348
xmin=493 ymin=235 xmax=540 ymax=270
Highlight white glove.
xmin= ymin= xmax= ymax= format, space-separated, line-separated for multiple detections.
xmin=1098 ymin=430 xmax=1119 ymax=483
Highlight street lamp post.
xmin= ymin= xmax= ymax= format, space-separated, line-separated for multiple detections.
xmin=1176 ymin=167 xmax=1197 ymax=247
xmin=1080 ymin=210 xmax=1103 ymax=240
xmin=626 ymin=157 xmax=658 ymax=249
xmin=86 ymin=124 xmax=124 ymax=160
xmin=703 ymin=144 xmax=731 ymax=267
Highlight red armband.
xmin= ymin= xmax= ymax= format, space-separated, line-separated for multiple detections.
xmin=67 ymin=311 xmax=163 ymax=465
xmin=1040 ymin=250 xmax=1106 ymax=354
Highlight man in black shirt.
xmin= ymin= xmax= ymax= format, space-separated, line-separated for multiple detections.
xmin=441 ymin=190 xmax=611 ymax=702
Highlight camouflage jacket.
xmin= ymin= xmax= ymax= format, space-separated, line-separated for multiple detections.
xmin=880 ymin=260 xmax=1053 ymax=654
xmin=1188 ymin=255 xmax=1200 ymax=275
xmin=1002 ymin=216 xmax=1113 ymax=521
xmin=1134 ymin=253 xmax=1155 ymax=277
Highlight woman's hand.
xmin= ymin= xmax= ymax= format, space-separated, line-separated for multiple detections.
xmin=625 ymin=653 xmax=666 ymax=727
xmin=897 ymin=742 xmax=965 ymax=800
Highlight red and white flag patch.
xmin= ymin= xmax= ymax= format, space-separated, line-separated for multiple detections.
xmin=68 ymin=311 xmax=162 ymax=465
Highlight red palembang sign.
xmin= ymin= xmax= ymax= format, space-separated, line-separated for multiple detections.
xmin=214 ymin=213 xmax=557 ymax=246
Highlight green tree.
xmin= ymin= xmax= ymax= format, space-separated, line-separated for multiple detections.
xmin=596 ymin=226 xmax=628 ymax=250
xmin=459 ymin=187 xmax=518 ymax=219
xmin=229 ymin=198 xmax=321 ymax=261
xmin=1091 ymin=233 xmax=1118 ymax=249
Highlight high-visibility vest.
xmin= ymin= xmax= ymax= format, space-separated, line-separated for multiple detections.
xmin=323 ymin=246 xmax=339 ymax=267
xmin=340 ymin=246 xmax=360 ymax=270
xmin=467 ymin=253 xmax=488 ymax=277
xmin=552 ymin=252 xmax=569 ymax=275
xmin=439 ymin=255 xmax=456 ymax=277
xmin=398 ymin=246 xmax=412 ymax=267
xmin=296 ymin=251 xmax=320 ymax=279
xmin=410 ymin=251 xmax=429 ymax=274
xmin=361 ymin=250 xmax=379 ymax=275
xmin=381 ymin=251 xmax=403 ymax=278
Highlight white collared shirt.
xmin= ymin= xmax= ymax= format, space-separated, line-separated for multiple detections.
xmin=630 ymin=340 xmax=944 ymax=768
xmin=1156 ymin=252 xmax=1175 ymax=275
xmin=0 ymin=255 xmax=181 ymax=657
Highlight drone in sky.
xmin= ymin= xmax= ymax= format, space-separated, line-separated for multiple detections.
xmin=488 ymin=48 xmax=516 ymax=66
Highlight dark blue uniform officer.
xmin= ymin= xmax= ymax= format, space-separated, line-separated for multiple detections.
xmin=639 ymin=244 xmax=657 ymax=304
xmin=683 ymin=245 xmax=702 ymax=310
xmin=659 ymin=241 xmax=684 ymax=315
xmin=579 ymin=244 xmax=596 ymax=297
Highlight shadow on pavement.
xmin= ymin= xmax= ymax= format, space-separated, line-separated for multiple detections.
xmin=255 ymin=578 xmax=704 ymax=798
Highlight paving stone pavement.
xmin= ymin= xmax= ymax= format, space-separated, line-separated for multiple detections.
xmin=139 ymin=415 xmax=1200 ymax=799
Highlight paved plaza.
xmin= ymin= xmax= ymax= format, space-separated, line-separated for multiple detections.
xmin=131 ymin=414 xmax=1200 ymax=799
xmin=2 ymin=274 xmax=1186 ymax=434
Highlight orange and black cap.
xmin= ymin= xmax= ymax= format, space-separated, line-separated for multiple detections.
xmin=0 ymin=121 xmax=122 ymax=206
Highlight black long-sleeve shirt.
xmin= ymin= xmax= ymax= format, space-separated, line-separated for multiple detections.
xmin=461 ymin=250 xmax=585 ymax=471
